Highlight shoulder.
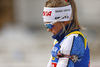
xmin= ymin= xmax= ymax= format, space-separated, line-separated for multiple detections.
xmin=60 ymin=33 xmax=84 ymax=48
xmin=60 ymin=33 xmax=84 ymax=54
xmin=60 ymin=34 xmax=79 ymax=46
xmin=63 ymin=33 xmax=84 ymax=44
xmin=53 ymin=39 xmax=58 ymax=46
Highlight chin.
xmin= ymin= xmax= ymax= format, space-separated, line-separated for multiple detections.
xmin=52 ymin=33 xmax=55 ymax=35
xmin=52 ymin=32 xmax=55 ymax=35
xmin=53 ymin=34 xmax=56 ymax=35
xmin=51 ymin=31 xmax=56 ymax=35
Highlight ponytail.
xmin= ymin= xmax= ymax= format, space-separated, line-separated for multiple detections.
xmin=65 ymin=0 xmax=82 ymax=33
xmin=70 ymin=0 xmax=82 ymax=30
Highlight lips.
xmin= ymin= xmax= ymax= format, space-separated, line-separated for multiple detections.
xmin=53 ymin=33 xmax=55 ymax=35
xmin=52 ymin=32 xmax=56 ymax=35
xmin=50 ymin=29 xmax=56 ymax=35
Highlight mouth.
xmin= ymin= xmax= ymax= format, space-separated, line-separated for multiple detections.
xmin=52 ymin=32 xmax=56 ymax=35
xmin=49 ymin=30 xmax=56 ymax=35
xmin=53 ymin=33 xmax=55 ymax=35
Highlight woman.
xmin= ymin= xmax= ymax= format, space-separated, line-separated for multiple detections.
xmin=43 ymin=0 xmax=90 ymax=67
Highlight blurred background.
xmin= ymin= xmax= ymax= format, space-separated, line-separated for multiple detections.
xmin=0 ymin=0 xmax=100 ymax=67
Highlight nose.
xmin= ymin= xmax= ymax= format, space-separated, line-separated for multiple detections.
xmin=47 ymin=29 xmax=51 ymax=32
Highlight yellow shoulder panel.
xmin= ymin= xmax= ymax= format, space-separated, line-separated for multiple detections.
xmin=67 ymin=31 xmax=87 ymax=49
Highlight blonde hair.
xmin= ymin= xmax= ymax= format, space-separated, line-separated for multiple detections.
xmin=45 ymin=0 xmax=82 ymax=33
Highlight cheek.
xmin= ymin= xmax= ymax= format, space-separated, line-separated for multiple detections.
xmin=50 ymin=27 xmax=58 ymax=35
xmin=51 ymin=24 xmax=63 ymax=34
xmin=54 ymin=27 xmax=60 ymax=32
xmin=55 ymin=24 xmax=63 ymax=31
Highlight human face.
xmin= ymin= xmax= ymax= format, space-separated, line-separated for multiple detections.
xmin=45 ymin=22 xmax=63 ymax=35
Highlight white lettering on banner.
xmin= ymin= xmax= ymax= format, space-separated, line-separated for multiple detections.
xmin=43 ymin=11 xmax=52 ymax=16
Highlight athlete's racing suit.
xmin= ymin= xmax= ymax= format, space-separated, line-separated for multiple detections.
xmin=47 ymin=25 xmax=90 ymax=67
